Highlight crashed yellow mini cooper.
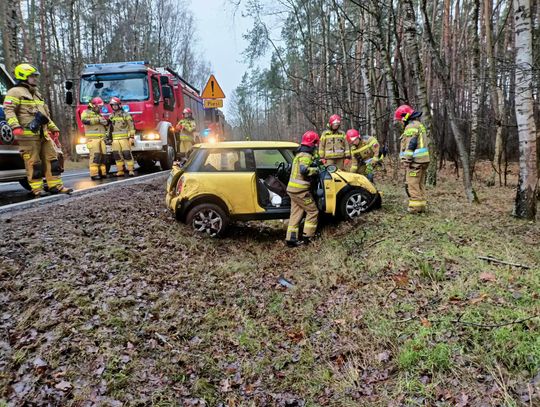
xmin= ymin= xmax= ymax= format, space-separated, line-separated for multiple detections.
xmin=165 ymin=141 xmax=381 ymax=236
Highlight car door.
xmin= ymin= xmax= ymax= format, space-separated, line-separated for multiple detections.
xmin=194 ymin=148 xmax=258 ymax=215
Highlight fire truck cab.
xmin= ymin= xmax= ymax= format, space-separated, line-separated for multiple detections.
xmin=73 ymin=61 xmax=207 ymax=170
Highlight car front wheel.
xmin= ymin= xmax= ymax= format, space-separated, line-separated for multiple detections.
xmin=339 ymin=189 xmax=373 ymax=220
xmin=186 ymin=203 xmax=229 ymax=237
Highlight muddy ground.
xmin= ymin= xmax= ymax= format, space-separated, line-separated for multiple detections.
xmin=0 ymin=165 xmax=539 ymax=406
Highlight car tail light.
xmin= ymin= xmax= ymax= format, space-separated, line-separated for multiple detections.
xmin=175 ymin=176 xmax=185 ymax=195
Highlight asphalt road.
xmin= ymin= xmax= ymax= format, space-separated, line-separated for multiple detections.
xmin=0 ymin=165 xmax=165 ymax=207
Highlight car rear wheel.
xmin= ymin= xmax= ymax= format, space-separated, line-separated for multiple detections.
xmin=339 ymin=188 xmax=373 ymax=220
xmin=186 ymin=203 xmax=229 ymax=237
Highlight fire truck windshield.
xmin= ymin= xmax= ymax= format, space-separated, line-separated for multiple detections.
xmin=79 ymin=72 xmax=149 ymax=103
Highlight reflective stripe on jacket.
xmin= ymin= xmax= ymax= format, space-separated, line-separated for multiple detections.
xmin=318 ymin=130 xmax=350 ymax=159
xmin=81 ymin=109 xmax=107 ymax=138
xmin=351 ymin=136 xmax=380 ymax=172
xmin=287 ymin=151 xmax=318 ymax=193
xmin=400 ymin=120 xmax=430 ymax=164
xmin=2 ymin=84 xmax=58 ymax=140
xmin=110 ymin=110 xmax=135 ymax=139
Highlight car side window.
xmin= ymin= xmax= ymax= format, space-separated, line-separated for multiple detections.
xmin=254 ymin=149 xmax=287 ymax=169
xmin=201 ymin=150 xmax=248 ymax=172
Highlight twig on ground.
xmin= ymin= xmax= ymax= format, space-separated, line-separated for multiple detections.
xmin=366 ymin=238 xmax=385 ymax=249
xmin=478 ymin=256 xmax=531 ymax=269
xmin=394 ymin=314 xmax=539 ymax=329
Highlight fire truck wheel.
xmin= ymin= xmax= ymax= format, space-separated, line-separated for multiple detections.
xmin=160 ymin=145 xmax=175 ymax=170
xmin=137 ymin=159 xmax=156 ymax=172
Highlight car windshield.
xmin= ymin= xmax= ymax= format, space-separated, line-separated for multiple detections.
xmin=79 ymin=72 xmax=149 ymax=103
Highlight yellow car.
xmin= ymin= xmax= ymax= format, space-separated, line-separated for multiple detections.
xmin=165 ymin=141 xmax=381 ymax=236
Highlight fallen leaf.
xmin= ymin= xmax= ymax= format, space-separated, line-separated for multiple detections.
xmin=479 ymin=272 xmax=496 ymax=282
xmin=33 ymin=357 xmax=48 ymax=373
xmin=219 ymin=378 xmax=231 ymax=392
xmin=420 ymin=318 xmax=431 ymax=328
xmin=469 ymin=293 xmax=488 ymax=304
xmin=55 ymin=380 xmax=72 ymax=391
xmin=376 ymin=351 xmax=390 ymax=363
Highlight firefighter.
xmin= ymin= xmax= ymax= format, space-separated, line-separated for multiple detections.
xmin=109 ymin=97 xmax=135 ymax=176
xmin=175 ymin=108 xmax=197 ymax=160
xmin=286 ymin=130 xmax=320 ymax=247
xmin=319 ymin=114 xmax=351 ymax=170
xmin=81 ymin=97 xmax=108 ymax=180
xmin=2 ymin=63 xmax=72 ymax=197
xmin=394 ymin=104 xmax=430 ymax=213
xmin=346 ymin=129 xmax=380 ymax=182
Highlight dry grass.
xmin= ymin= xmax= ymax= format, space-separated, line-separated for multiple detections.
xmin=0 ymin=162 xmax=538 ymax=406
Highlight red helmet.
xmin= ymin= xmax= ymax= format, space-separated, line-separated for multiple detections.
xmin=346 ymin=129 xmax=360 ymax=144
xmin=109 ymin=96 xmax=121 ymax=106
xmin=328 ymin=114 xmax=341 ymax=126
xmin=183 ymin=108 xmax=192 ymax=115
xmin=394 ymin=104 xmax=415 ymax=121
xmin=89 ymin=97 xmax=104 ymax=109
xmin=301 ymin=130 xmax=320 ymax=147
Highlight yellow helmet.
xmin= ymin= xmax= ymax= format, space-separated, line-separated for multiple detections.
xmin=14 ymin=63 xmax=40 ymax=81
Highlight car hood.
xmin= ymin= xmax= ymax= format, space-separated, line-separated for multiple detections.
xmin=331 ymin=170 xmax=378 ymax=195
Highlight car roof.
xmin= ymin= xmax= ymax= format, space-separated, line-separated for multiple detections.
xmin=196 ymin=141 xmax=299 ymax=149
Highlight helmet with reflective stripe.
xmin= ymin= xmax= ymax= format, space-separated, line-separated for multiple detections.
xmin=301 ymin=130 xmax=320 ymax=147
xmin=328 ymin=114 xmax=341 ymax=126
xmin=346 ymin=129 xmax=360 ymax=144
xmin=394 ymin=104 xmax=415 ymax=122
xmin=183 ymin=108 xmax=192 ymax=115
xmin=14 ymin=63 xmax=40 ymax=81
xmin=89 ymin=97 xmax=104 ymax=110
xmin=109 ymin=96 xmax=122 ymax=106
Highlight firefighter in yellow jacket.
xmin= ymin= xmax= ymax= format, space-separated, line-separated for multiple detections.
xmin=175 ymin=107 xmax=197 ymax=160
xmin=318 ymin=114 xmax=350 ymax=170
xmin=286 ymin=131 xmax=320 ymax=247
xmin=3 ymin=63 xmax=72 ymax=197
xmin=81 ymin=97 xmax=108 ymax=180
xmin=109 ymin=97 xmax=135 ymax=176
xmin=346 ymin=129 xmax=380 ymax=182
xmin=394 ymin=104 xmax=430 ymax=213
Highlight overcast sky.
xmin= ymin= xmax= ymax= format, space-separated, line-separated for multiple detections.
xmin=190 ymin=0 xmax=254 ymax=113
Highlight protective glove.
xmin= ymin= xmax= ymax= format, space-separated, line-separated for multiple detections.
xmin=129 ymin=137 xmax=135 ymax=146
xmin=344 ymin=159 xmax=351 ymax=166
xmin=99 ymin=117 xmax=109 ymax=126
xmin=175 ymin=124 xmax=184 ymax=132
xmin=50 ymin=131 xmax=61 ymax=147
xmin=12 ymin=127 xmax=24 ymax=137
xmin=320 ymin=158 xmax=327 ymax=164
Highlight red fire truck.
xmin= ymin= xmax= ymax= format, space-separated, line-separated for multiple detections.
xmin=71 ymin=61 xmax=224 ymax=170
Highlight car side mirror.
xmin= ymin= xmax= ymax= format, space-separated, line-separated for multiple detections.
xmin=65 ymin=80 xmax=73 ymax=90
xmin=65 ymin=91 xmax=73 ymax=105
xmin=326 ymin=165 xmax=337 ymax=173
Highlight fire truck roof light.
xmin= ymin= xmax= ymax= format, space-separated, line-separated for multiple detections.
xmin=84 ymin=61 xmax=149 ymax=68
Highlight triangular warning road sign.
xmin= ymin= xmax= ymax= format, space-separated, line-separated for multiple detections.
xmin=201 ymin=75 xmax=226 ymax=99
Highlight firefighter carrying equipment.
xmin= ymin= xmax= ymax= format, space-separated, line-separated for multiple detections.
xmin=2 ymin=81 xmax=69 ymax=195
xmin=81 ymin=108 xmax=108 ymax=177
xmin=286 ymin=144 xmax=320 ymax=244
xmin=175 ymin=118 xmax=197 ymax=157
xmin=109 ymin=109 xmax=135 ymax=176
xmin=318 ymin=129 xmax=350 ymax=170
xmin=400 ymin=116 xmax=430 ymax=213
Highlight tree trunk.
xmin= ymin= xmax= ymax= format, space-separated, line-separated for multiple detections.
xmin=469 ymin=0 xmax=481 ymax=175
xmin=513 ymin=0 xmax=538 ymax=219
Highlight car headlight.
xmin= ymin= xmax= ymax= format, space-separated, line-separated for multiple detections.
xmin=78 ymin=136 xmax=87 ymax=144
xmin=142 ymin=132 xmax=161 ymax=141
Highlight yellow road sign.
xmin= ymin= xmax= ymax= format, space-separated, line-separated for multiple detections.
xmin=204 ymin=99 xmax=223 ymax=108
xmin=201 ymin=75 xmax=226 ymax=99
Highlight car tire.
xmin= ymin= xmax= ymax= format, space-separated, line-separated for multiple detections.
xmin=137 ymin=159 xmax=155 ymax=172
xmin=160 ymin=145 xmax=175 ymax=170
xmin=19 ymin=179 xmax=31 ymax=191
xmin=339 ymin=188 xmax=373 ymax=220
xmin=186 ymin=203 xmax=229 ymax=237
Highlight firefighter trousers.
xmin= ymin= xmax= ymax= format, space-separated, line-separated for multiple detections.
xmin=87 ymin=138 xmax=107 ymax=177
xmin=286 ymin=190 xmax=319 ymax=241
xmin=326 ymin=158 xmax=347 ymax=171
xmin=18 ymin=138 xmax=64 ymax=195
xmin=405 ymin=162 xmax=428 ymax=213
xmin=176 ymin=134 xmax=193 ymax=158
xmin=112 ymin=138 xmax=134 ymax=175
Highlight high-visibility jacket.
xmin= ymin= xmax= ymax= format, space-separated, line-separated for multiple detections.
xmin=3 ymin=83 xmax=59 ymax=140
xmin=81 ymin=109 xmax=107 ymax=139
xmin=287 ymin=147 xmax=318 ymax=193
xmin=400 ymin=120 xmax=430 ymax=164
xmin=177 ymin=118 xmax=196 ymax=141
xmin=351 ymin=135 xmax=380 ymax=172
xmin=319 ymin=129 xmax=350 ymax=159
xmin=110 ymin=110 xmax=135 ymax=140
